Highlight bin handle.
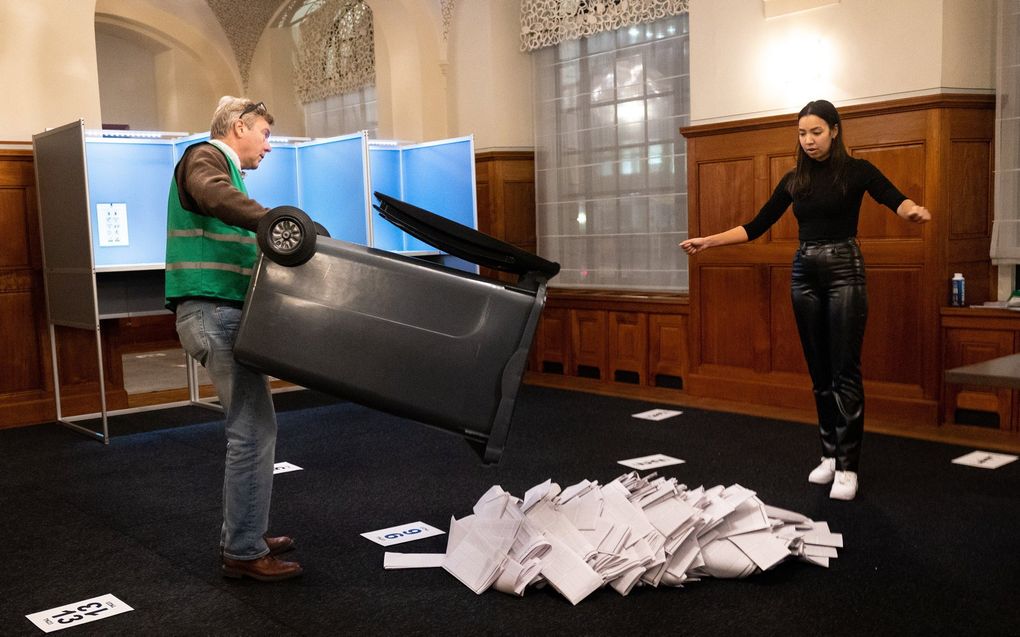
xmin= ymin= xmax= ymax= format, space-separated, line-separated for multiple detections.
xmin=483 ymin=279 xmax=548 ymax=464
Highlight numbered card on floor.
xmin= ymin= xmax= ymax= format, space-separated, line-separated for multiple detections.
xmin=951 ymin=450 xmax=1018 ymax=469
xmin=361 ymin=521 xmax=445 ymax=547
xmin=618 ymin=453 xmax=685 ymax=470
xmin=273 ymin=461 xmax=303 ymax=474
xmin=632 ymin=408 xmax=683 ymax=421
xmin=26 ymin=593 xmax=132 ymax=633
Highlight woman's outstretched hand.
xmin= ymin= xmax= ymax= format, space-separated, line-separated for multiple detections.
xmin=904 ymin=204 xmax=931 ymax=223
xmin=680 ymin=237 xmax=709 ymax=255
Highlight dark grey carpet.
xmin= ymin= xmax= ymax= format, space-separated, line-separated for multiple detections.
xmin=1 ymin=386 xmax=1017 ymax=635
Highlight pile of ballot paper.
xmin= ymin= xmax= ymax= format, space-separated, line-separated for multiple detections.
xmin=386 ymin=472 xmax=843 ymax=605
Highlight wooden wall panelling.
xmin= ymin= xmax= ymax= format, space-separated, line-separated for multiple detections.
xmin=531 ymin=291 xmax=688 ymax=393
xmin=945 ymin=107 xmax=995 ymax=306
xmin=696 ymin=158 xmax=755 ymax=235
xmin=475 ymin=151 xmax=536 ymax=285
xmin=696 ymin=265 xmax=762 ymax=371
xmin=861 ymin=266 xmax=925 ymax=387
xmin=533 ymin=307 xmax=571 ymax=375
xmin=571 ymin=309 xmax=607 ymax=380
xmin=0 ymin=150 xmax=54 ymax=427
xmin=608 ymin=311 xmax=647 ymax=384
xmin=648 ymin=313 xmax=686 ymax=389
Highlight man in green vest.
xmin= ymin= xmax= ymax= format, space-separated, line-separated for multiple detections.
xmin=166 ymin=96 xmax=302 ymax=581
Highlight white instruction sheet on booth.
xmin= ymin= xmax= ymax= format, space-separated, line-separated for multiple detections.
xmin=97 ymin=203 xmax=129 ymax=247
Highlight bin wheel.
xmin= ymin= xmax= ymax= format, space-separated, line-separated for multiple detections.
xmin=258 ymin=206 xmax=317 ymax=266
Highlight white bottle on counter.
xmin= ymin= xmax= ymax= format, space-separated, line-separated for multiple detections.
xmin=951 ymin=273 xmax=965 ymax=307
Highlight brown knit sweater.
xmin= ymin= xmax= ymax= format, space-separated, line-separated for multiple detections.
xmin=173 ymin=142 xmax=268 ymax=232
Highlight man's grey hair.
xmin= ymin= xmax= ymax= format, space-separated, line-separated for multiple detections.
xmin=209 ymin=96 xmax=274 ymax=138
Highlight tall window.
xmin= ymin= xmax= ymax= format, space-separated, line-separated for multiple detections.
xmin=533 ymin=14 xmax=690 ymax=291
xmin=991 ymin=0 xmax=1020 ymax=271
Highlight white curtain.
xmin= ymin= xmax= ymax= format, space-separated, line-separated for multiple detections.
xmin=991 ymin=0 xmax=1020 ymax=264
xmin=533 ymin=14 xmax=690 ymax=290
xmin=304 ymin=86 xmax=378 ymax=139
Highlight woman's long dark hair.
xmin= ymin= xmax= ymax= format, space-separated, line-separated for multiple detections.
xmin=786 ymin=99 xmax=850 ymax=198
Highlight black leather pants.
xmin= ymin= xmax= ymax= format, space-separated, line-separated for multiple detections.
xmin=791 ymin=238 xmax=867 ymax=472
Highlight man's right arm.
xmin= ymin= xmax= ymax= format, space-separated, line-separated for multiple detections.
xmin=177 ymin=145 xmax=268 ymax=232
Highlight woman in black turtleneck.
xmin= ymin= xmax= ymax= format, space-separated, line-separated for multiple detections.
xmin=680 ymin=99 xmax=931 ymax=501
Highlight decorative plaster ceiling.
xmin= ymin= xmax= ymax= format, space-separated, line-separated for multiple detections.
xmin=204 ymin=0 xmax=452 ymax=87
xmin=204 ymin=0 xmax=296 ymax=86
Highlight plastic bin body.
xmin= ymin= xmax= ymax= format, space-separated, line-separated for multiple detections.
xmin=234 ymin=237 xmax=546 ymax=463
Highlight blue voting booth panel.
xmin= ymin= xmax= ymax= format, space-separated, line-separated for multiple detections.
xmin=82 ymin=132 xmax=474 ymax=270
xmin=296 ymin=134 xmax=368 ymax=244
xmin=86 ymin=139 xmax=176 ymax=270
xmin=369 ymin=137 xmax=476 ymax=254
xmin=173 ymin=133 xmax=209 ymax=159
xmin=245 ymin=144 xmax=298 ymax=210
xmin=400 ymin=138 xmax=476 ymax=252
xmin=368 ymin=147 xmax=405 ymax=251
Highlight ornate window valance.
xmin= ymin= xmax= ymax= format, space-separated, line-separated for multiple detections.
xmin=295 ymin=0 xmax=375 ymax=104
xmin=520 ymin=0 xmax=689 ymax=51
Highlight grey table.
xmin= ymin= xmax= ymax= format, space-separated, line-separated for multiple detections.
xmin=945 ymin=353 xmax=1020 ymax=390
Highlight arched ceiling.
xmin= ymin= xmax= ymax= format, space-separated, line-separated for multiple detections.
xmin=203 ymin=0 xmax=450 ymax=87
xmin=203 ymin=0 xmax=292 ymax=86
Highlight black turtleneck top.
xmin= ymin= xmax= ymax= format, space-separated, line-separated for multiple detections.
xmin=741 ymin=156 xmax=908 ymax=242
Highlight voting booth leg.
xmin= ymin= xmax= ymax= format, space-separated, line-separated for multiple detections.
xmin=48 ymin=323 xmax=110 ymax=444
xmin=186 ymin=354 xmax=224 ymax=413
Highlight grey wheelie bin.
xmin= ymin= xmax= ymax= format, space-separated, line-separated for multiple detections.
xmin=233 ymin=192 xmax=560 ymax=463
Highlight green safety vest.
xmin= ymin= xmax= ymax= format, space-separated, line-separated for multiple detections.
xmin=164 ymin=143 xmax=258 ymax=308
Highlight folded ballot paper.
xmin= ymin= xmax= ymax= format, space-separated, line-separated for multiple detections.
xmin=383 ymin=472 xmax=843 ymax=605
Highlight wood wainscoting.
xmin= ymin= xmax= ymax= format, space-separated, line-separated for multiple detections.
xmin=529 ymin=290 xmax=689 ymax=390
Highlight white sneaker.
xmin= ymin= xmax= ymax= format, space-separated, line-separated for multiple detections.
xmin=829 ymin=470 xmax=858 ymax=500
xmin=808 ymin=457 xmax=836 ymax=484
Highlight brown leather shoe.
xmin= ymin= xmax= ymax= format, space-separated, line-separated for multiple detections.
xmin=222 ymin=555 xmax=303 ymax=582
xmin=265 ymin=535 xmax=295 ymax=556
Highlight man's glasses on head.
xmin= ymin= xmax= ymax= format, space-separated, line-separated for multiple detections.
xmin=240 ymin=101 xmax=266 ymax=117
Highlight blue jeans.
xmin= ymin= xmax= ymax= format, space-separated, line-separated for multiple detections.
xmin=175 ymin=299 xmax=278 ymax=560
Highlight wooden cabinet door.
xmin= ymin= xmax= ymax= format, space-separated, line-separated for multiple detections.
xmin=943 ymin=328 xmax=1013 ymax=429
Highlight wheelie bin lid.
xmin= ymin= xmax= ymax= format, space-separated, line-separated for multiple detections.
xmin=374 ymin=192 xmax=560 ymax=278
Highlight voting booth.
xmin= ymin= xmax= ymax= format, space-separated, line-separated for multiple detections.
xmin=233 ymin=194 xmax=560 ymax=464
xmin=32 ymin=120 xmax=481 ymax=441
